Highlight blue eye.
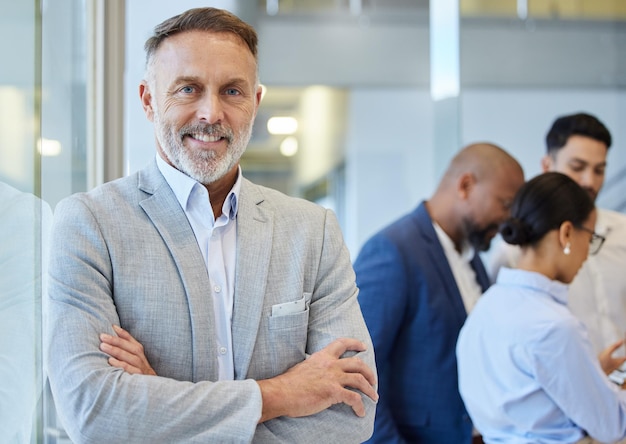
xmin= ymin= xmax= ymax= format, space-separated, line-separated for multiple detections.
xmin=180 ymin=86 xmax=194 ymax=94
xmin=225 ymin=88 xmax=240 ymax=96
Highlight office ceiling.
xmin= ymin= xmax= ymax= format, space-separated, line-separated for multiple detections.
xmin=246 ymin=0 xmax=626 ymax=172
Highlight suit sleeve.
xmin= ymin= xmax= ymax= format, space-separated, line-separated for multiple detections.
xmin=353 ymin=234 xmax=409 ymax=444
xmin=254 ymin=208 xmax=377 ymax=443
xmin=46 ymin=196 xmax=263 ymax=444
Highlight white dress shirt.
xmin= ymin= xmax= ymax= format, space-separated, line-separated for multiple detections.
xmin=157 ymin=155 xmax=240 ymax=380
xmin=485 ymin=208 xmax=626 ymax=355
xmin=433 ymin=222 xmax=483 ymax=313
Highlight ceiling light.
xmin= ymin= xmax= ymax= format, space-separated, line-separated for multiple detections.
xmin=267 ymin=116 xmax=298 ymax=135
xmin=37 ymin=138 xmax=62 ymax=156
xmin=280 ymin=136 xmax=298 ymax=157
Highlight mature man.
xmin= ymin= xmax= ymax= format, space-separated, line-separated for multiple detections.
xmin=354 ymin=143 xmax=524 ymax=443
xmin=45 ymin=7 xmax=377 ymax=443
xmin=487 ymin=112 xmax=626 ymax=357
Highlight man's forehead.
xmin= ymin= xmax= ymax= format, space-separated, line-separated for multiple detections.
xmin=150 ymin=31 xmax=258 ymax=85
xmin=154 ymin=30 xmax=254 ymax=60
xmin=555 ymin=135 xmax=608 ymax=162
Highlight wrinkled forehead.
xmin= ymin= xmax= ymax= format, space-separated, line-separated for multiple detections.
xmin=147 ymin=31 xmax=259 ymax=87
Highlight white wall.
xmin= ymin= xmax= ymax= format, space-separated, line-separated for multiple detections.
xmin=345 ymin=88 xmax=435 ymax=258
xmin=295 ymin=87 xmax=348 ymax=186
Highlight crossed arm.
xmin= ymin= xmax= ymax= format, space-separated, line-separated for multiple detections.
xmin=101 ymin=325 xmax=378 ymax=421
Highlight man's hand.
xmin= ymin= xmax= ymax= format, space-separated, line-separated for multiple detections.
xmin=257 ymin=337 xmax=378 ymax=422
xmin=100 ymin=325 xmax=157 ymax=376
xmin=599 ymin=339 xmax=626 ymax=375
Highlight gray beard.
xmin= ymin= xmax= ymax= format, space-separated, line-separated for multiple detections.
xmin=153 ymin=112 xmax=252 ymax=185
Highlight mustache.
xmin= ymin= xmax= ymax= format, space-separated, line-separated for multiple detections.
xmin=179 ymin=123 xmax=234 ymax=142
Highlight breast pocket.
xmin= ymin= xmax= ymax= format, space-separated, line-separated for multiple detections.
xmin=266 ymin=293 xmax=311 ymax=373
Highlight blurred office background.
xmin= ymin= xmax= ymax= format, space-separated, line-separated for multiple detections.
xmin=1 ymin=0 xmax=625 ymax=441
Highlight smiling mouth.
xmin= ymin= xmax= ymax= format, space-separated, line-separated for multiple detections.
xmin=187 ymin=132 xmax=225 ymax=143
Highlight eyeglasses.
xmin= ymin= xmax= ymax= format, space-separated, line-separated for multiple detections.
xmin=577 ymin=226 xmax=606 ymax=255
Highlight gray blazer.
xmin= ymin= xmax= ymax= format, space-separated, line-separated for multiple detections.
xmin=46 ymin=161 xmax=376 ymax=443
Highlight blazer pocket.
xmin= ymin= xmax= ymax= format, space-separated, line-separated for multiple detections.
xmin=266 ymin=294 xmax=311 ymax=373
xmin=268 ymin=293 xmax=311 ymax=328
xmin=268 ymin=307 xmax=309 ymax=330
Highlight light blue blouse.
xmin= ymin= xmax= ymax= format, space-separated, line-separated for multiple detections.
xmin=457 ymin=267 xmax=626 ymax=443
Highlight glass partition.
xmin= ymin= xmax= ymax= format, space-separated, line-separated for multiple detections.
xmin=0 ymin=1 xmax=46 ymax=442
xmin=0 ymin=0 xmax=89 ymax=442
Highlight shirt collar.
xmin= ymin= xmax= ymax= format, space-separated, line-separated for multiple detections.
xmin=156 ymin=154 xmax=241 ymax=220
xmin=496 ymin=267 xmax=570 ymax=306
xmin=433 ymin=222 xmax=475 ymax=262
xmin=595 ymin=209 xmax=611 ymax=237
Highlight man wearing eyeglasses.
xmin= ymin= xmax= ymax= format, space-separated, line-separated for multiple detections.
xmin=488 ymin=112 xmax=626 ymax=365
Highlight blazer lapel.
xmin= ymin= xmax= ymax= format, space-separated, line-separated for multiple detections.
xmin=137 ymin=162 xmax=218 ymax=382
xmin=414 ymin=203 xmax=468 ymax=324
xmin=231 ymin=179 xmax=273 ymax=379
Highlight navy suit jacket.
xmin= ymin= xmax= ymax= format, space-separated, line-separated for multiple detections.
xmin=354 ymin=202 xmax=490 ymax=444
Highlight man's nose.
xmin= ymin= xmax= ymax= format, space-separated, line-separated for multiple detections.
xmin=579 ymin=169 xmax=597 ymax=189
xmin=196 ymin=93 xmax=224 ymax=124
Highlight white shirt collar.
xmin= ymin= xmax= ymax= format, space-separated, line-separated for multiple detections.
xmin=433 ymin=222 xmax=475 ymax=262
xmin=155 ymin=154 xmax=241 ymax=221
xmin=433 ymin=221 xmax=483 ymax=313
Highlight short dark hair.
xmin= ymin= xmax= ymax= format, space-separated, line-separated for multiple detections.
xmin=500 ymin=172 xmax=594 ymax=247
xmin=545 ymin=112 xmax=612 ymax=156
xmin=144 ymin=7 xmax=258 ymax=67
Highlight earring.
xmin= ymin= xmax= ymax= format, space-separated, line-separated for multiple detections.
xmin=564 ymin=242 xmax=571 ymax=255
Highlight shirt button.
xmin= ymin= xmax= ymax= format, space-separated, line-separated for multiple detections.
xmin=214 ymin=285 xmax=221 ymax=293
xmin=219 ymin=346 xmax=227 ymax=355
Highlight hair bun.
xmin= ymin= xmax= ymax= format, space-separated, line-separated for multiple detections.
xmin=500 ymin=217 xmax=532 ymax=245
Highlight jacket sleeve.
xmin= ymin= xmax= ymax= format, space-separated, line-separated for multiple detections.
xmin=354 ymin=233 xmax=409 ymax=444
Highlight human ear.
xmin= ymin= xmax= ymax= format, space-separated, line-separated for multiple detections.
xmin=139 ymin=81 xmax=155 ymax=122
xmin=541 ymin=155 xmax=554 ymax=173
xmin=558 ymin=221 xmax=574 ymax=250
xmin=256 ymin=84 xmax=265 ymax=106
xmin=458 ymin=172 xmax=476 ymax=200
xmin=251 ymin=84 xmax=264 ymax=119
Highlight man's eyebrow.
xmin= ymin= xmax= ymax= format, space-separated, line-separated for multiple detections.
xmin=169 ymin=76 xmax=202 ymax=86
xmin=167 ymin=76 xmax=252 ymax=90
xmin=568 ymin=157 xmax=607 ymax=167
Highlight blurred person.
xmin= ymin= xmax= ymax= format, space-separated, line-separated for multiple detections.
xmin=458 ymin=172 xmax=626 ymax=444
xmin=0 ymin=181 xmax=52 ymax=443
xmin=45 ymin=7 xmax=377 ymax=443
xmin=486 ymin=112 xmax=626 ymax=356
xmin=354 ymin=143 xmax=524 ymax=443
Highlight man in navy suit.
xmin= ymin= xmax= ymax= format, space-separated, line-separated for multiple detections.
xmin=354 ymin=143 xmax=524 ymax=443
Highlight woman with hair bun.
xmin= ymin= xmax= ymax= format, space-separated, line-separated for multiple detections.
xmin=456 ymin=172 xmax=626 ymax=444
